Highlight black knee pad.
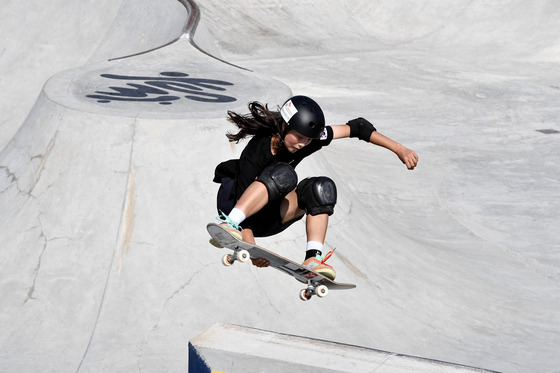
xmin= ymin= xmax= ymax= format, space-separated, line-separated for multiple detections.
xmin=256 ymin=162 xmax=298 ymax=201
xmin=297 ymin=176 xmax=337 ymax=216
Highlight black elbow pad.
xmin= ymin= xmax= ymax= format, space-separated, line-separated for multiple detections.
xmin=347 ymin=117 xmax=376 ymax=142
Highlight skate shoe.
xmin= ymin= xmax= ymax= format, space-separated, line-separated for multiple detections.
xmin=302 ymin=250 xmax=336 ymax=281
xmin=210 ymin=211 xmax=242 ymax=248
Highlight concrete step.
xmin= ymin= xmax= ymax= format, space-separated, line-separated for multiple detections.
xmin=189 ymin=323 xmax=498 ymax=373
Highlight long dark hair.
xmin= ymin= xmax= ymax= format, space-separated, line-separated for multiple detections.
xmin=226 ymin=101 xmax=282 ymax=143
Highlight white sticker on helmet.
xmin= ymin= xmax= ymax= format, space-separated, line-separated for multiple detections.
xmin=280 ymin=99 xmax=298 ymax=123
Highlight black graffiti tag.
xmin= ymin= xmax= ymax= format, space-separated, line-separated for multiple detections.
xmin=86 ymin=71 xmax=237 ymax=105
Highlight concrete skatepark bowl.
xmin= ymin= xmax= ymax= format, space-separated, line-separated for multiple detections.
xmin=1 ymin=1 xmax=559 ymax=371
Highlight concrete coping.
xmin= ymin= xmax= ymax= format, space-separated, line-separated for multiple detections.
xmin=188 ymin=323 xmax=499 ymax=373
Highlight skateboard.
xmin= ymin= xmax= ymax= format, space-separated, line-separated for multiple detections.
xmin=207 ymin=222 xmax=356 ymax=301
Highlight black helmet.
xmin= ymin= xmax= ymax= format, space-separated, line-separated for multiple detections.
xmin=280 ymin=96 xmax=325 ymax=139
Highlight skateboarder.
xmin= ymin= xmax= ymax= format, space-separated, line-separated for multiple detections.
xmin=212 ymin=96 xmax=418 ymax=280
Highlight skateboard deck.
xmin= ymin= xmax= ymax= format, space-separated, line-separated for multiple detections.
xmin=207 ymin=222 xmax=356 ymax=300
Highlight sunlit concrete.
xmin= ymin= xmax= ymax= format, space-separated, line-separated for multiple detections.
xmin=189 ymin=323 xmax=499 ymax=373
xmin=1 ymin=1 xmax=559 ymax=372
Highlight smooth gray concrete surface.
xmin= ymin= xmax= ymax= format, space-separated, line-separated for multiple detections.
xmin=0 ymin=0 xmax=188 ymax=151
xmin=189 ymin=323 xmax=499 ymax=373
xmin=1 ymin=0 xmax=559 ymax=372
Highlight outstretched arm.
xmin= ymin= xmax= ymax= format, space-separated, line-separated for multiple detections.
xmin=368 ymin=131 xmax=419 ymax=170
xmin=331 ymin=120 xmax=419 ymax=170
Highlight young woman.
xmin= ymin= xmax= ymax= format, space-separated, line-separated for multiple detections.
xmin=212 ymin=95 xmax=418 ymax=280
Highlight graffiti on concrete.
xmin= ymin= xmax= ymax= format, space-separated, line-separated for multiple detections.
xmin=86 ymin=71 xmax=236 ymax=105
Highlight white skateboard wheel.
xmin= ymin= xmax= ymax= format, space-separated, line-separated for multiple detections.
xmin=222 ymin=254 xmax=234 ymax=266
xmin=236 ymin=249 xmax=250 ymax=263
xmin=315 ymin=285 xmax=329 ymax=298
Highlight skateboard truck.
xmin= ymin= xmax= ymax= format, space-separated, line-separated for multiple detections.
xmin=299 ymin=280 xmax=329 ymax=301
xmin=221 ymin=246 xmax=250 ymax=266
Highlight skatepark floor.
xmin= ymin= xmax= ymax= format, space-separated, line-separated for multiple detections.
xmin=1 ymin=1 xmax=559 ymax=372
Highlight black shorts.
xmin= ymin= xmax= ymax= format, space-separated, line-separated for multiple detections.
xmin=216 ymin=178 xmax=302 ymax=237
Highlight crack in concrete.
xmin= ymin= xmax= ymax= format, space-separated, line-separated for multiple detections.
xmin=138 ymin=263 xmax=213 ymax=366
xmin=0 ymin=165 xmax=17 ymax=184
xmin=166 ymin=265 xmax=208 ymax=304
xmin=1 ymin=130 xmax=58 ymax=197
xmin=23 ymin=231 xmax=48 ymax=304
xmin=154 ymin=261 xmax=218 ymax=319
xmin=370 ymin=353 xmax=398 ymax=372
xmin=30 ymin=131 xmax=58 ymax=195
xmin=0 ymin=165 xmax=25 ymax=195
xmin=75 ymin=121 xmax=137 ymax=373
xmin=23 ymin=231 xmax=71 ymax=304
xmin=249 ymin=267 xmax=281 ymax=314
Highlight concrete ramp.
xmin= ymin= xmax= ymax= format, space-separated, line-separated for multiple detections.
xmin=188 ymin=324 xmax=497 ymax=373
xmin=1 ymin=0 xmax=560 ymax=372
xmin=0 ymin=0 xmax=192 ymax=151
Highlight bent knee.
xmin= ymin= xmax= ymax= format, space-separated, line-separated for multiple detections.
xmin=297 ymin=176 xmax=337 ymax=216
xmin=256 ymin=162 xmax=298 ymax=201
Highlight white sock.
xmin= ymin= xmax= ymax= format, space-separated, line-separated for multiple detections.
xmin=306 ymin=241 xmax=324 ymax=252
xmin=228 ymin=208 xmax=246 ymax=225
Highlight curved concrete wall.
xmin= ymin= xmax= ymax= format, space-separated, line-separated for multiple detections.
xmin=0 ymin=0 xmax=189 ymax=151
xmin=1 ymin=1 xmax=559 ymax=372
xmin=195 ymin=0 xmax=560 ymax=61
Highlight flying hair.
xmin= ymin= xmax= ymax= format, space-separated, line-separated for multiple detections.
xmin=226 ymin=102 xmax=282 ymax=143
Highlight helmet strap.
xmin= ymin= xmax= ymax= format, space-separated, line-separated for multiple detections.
xmin=277 ymin=120 xmax=287 ymax=145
